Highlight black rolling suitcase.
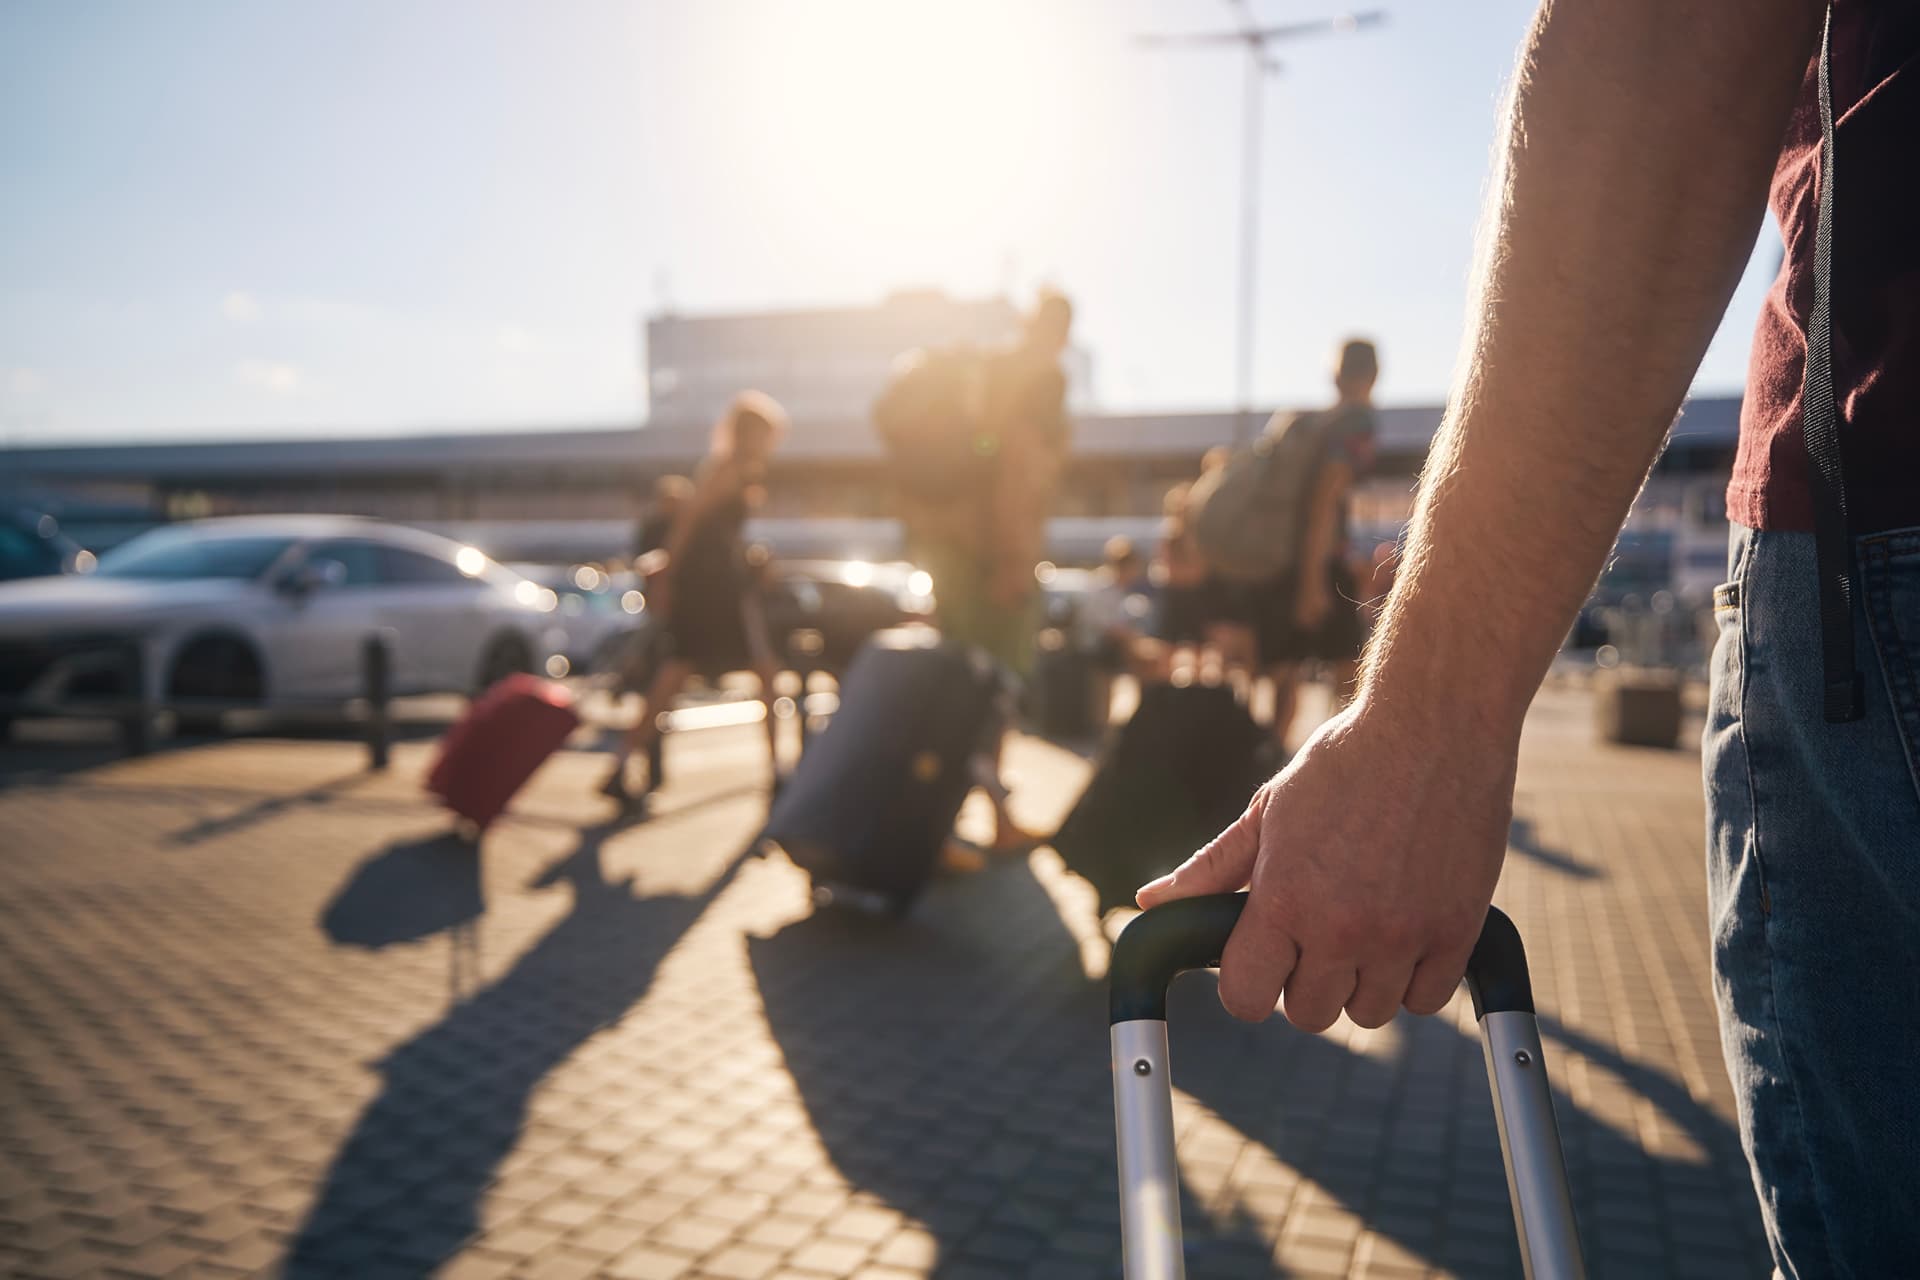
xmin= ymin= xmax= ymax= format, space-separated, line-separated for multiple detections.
xmin=762 ymin=628 xmax=1002 ymax=914
xmin=1029 ymin=638 xmax=1104 ymax=741
xmin=1052 ymin=681 xmax=1269 ymax=914
xmin=1111 ymin=895 xmax=1586 ymax=1279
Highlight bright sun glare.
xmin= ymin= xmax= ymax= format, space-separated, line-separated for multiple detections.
xmin=727 ymin=3 xmax=1083 ymax=272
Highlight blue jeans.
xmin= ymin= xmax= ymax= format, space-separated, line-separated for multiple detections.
xmin=1704 ymin=523 xmax=1920 ymax=1279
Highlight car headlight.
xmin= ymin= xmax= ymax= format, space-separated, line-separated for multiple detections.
xmin=514 ymin=580 xmax=559 ymax=612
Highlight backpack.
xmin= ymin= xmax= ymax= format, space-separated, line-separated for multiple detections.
xmin=872 ymin=345 xmax=999 ymax=505
xmin=1187 ymin=407 xmax=1352 ymax=582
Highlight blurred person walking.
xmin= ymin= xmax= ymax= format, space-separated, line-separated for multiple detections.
xmin=632 ymin=474 xmax=694 ymax=571
xmin=615 ymin=474 xmax=695 ymax=787
xmin=1137 ymin=4 xmax=1920 ymax=1274
xmin=875 ymin=290 xmax=1076 ymax=853
xmin=1077 ymin=536 xmax=1152 ymax=669
xmin=1070 ymin=535 xmax=1153 ymax=729
xmin=1255 ymin=339 xmax=1380 ymax=743
xmin=1153 ymin=481 xmax=1213 ymax=670
xmin=1181 ymin=341 xmax=1378 ymax=746
xmin=1189 ymin=446 xmax=1264 ymax=676
xmin=599 ymin=393 xmax=787 ymax=808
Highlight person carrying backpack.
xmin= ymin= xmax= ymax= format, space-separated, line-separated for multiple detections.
xmin=1187 ymin=339 xmax=1380 ymax=746
xmin=873 ymin=290 xmax=1076 ymax=855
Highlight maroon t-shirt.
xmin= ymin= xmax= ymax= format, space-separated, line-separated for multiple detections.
xmin=1730 ymin=2 xmax=1920 ymax=534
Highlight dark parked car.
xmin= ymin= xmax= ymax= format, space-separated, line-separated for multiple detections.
xmin=0 ymin=507 xmax=89 ymax=581
xmin=762 ymin=559 xmax=932 ymax=671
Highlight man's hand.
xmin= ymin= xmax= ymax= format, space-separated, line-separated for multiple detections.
xmin=1136 ymin=698 xmax=1515 ymax=1030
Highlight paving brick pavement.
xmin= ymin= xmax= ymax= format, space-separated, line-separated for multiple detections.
xmin=0 ymin=684 xmax=1768 ymax=1278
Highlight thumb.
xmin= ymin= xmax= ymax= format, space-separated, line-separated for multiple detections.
xmin=1136 ymin=795 xmax=1264 ymax=909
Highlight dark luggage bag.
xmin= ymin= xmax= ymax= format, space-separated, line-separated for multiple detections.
xmin=427 ymin=675 xmax=580 ymax=833
xmin=1030 ymin=638 xmax=1104 ymax=741
xmin=762 ymin=628 xmax=1002 ymax=914
xmin=1052 ymin=681 xmax=1269 ymax=915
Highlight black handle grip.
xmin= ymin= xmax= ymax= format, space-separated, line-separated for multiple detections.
xmin=1107 ymin=892 xmax=1533 ymax=1024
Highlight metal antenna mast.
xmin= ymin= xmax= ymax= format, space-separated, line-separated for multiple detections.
xmin=1138 ymin=4 xmax=1385 ymax=442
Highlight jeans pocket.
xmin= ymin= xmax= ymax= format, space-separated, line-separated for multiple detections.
xmin=1705 ymin=537 xmax=1766 ymax=918
xmin=1857 ymin=527 xmax=1920 ymax=803
xmin=1710 ymin=582 xmax=1743 ymax=715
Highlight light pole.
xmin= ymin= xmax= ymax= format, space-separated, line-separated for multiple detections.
xmin=1140 ymin=4 xmax=1386 ymax=442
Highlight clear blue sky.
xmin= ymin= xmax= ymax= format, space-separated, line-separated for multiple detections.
xmin=0 ymin=0 xmax=1776 ymax=444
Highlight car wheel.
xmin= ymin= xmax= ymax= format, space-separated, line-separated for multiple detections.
xmin=168 ymin=634 xmax=264 ymax=736
xmin=476 ymin=633 xmax=533 ymax=694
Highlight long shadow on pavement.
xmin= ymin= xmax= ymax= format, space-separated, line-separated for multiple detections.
xmin=751 ymin=862 xmax=1765 ymax=1278
xmin=1152 ymin=960 xmax=1765 ymax=1276
xmin=167 ymin=768 xmax=377 ymax=846
xmin=285 ymin=819 xmax=749 ymax=1278
xmin=319 ymin=830 xmax=485 ymax=952
xmin=748 ymin=860 xmax=1277 ymax=1278
xmin=0 ymin=739 xmax=132 ymax=792
xmin=1507 ymin=815 xmax=1605 ymax=880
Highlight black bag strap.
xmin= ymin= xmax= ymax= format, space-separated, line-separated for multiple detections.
xmin=1805 ymin=5 xmax=1864 ymax=723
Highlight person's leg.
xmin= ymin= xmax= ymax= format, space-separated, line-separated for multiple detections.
xmin=1248 ymin=572 xmax=1300 ymax=746
xmin=1703 ymin=524 xmax=1920 ymax=1278
xmin=605 ymin=632 xmax=661 ymax=787
xmin=602 ymin=656 xmax=693 ymax=800
xmin=1328 ymin=659 xmax=1361 ymax=708
xmin=1208 ymin=621 xmax=1257 ymax=680
xmin=982 ymin=719 xmax=1045 ymax=849
xmin=1316 ymin=563 xmax=1366 ymax=713
xmin=753 ymin=658 xmax=783 ymax=785
xmin=951 ymin=577 xmax=1044 ymax=850
xmin=1267 ymin=663 xmax=1301 ymax=751
xmin=741 ymin=594 xmax=783 ymax=785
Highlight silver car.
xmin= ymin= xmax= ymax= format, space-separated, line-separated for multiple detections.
xmin=0 ymin=515 xmax=564 ymax=734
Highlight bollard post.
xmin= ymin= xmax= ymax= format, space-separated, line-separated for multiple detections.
xmin=790 ymin=629 xmax=826 ymax=757
xmin=363 ymin=631 xmax=391 ymax=770
xmin=118 ymin=638 xmax=152 ymax=757
xmin=646 ymin=722 xmax=666 ymax=790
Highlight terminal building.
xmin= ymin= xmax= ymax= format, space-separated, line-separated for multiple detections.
xmin=1 ymin=284 xmax=1740 ymax=599
xmin=645 ymin=289 xmax=1094 ymax=428
xmin=3 ymin=395 xmax=1739 ymax=598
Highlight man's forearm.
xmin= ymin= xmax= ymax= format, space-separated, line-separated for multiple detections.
xmin=1362 ymin=0 xmax=1821 ymax=734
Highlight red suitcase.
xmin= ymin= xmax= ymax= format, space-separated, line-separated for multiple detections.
xmin=427 ymin=675 xmax=580 ymax=832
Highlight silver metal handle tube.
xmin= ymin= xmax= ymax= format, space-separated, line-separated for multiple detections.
xmin=1480 ymin=1010 xmax=1586 ymax=1280
xmin=1110 ymin=894 xmax=1587 ymax=1279
xmin=1112 ymin=1019 xmax=1184 ymax=1280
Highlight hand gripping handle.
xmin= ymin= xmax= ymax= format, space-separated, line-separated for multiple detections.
xmin=1108 ymin=891 xmax=1532 ymax=1025
xmin=1109 ymin=893 xmax=1582 ymax=1280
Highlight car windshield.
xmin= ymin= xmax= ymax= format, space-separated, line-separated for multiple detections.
xmin=95 ymin=532 xmax=295 ymax=581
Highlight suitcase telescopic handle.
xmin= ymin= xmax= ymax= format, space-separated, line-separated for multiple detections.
xmin=1107 ymin=892 xmax=1533 ymax=1023
xmin=1109 ymin=893 xmax=1586 ymax=1280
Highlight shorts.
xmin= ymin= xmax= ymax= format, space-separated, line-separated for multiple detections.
xmin=916 ymin=539 xmax=1039 ymax=677
xmin=1252 ymin=563 xmax=1366 ymax=667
